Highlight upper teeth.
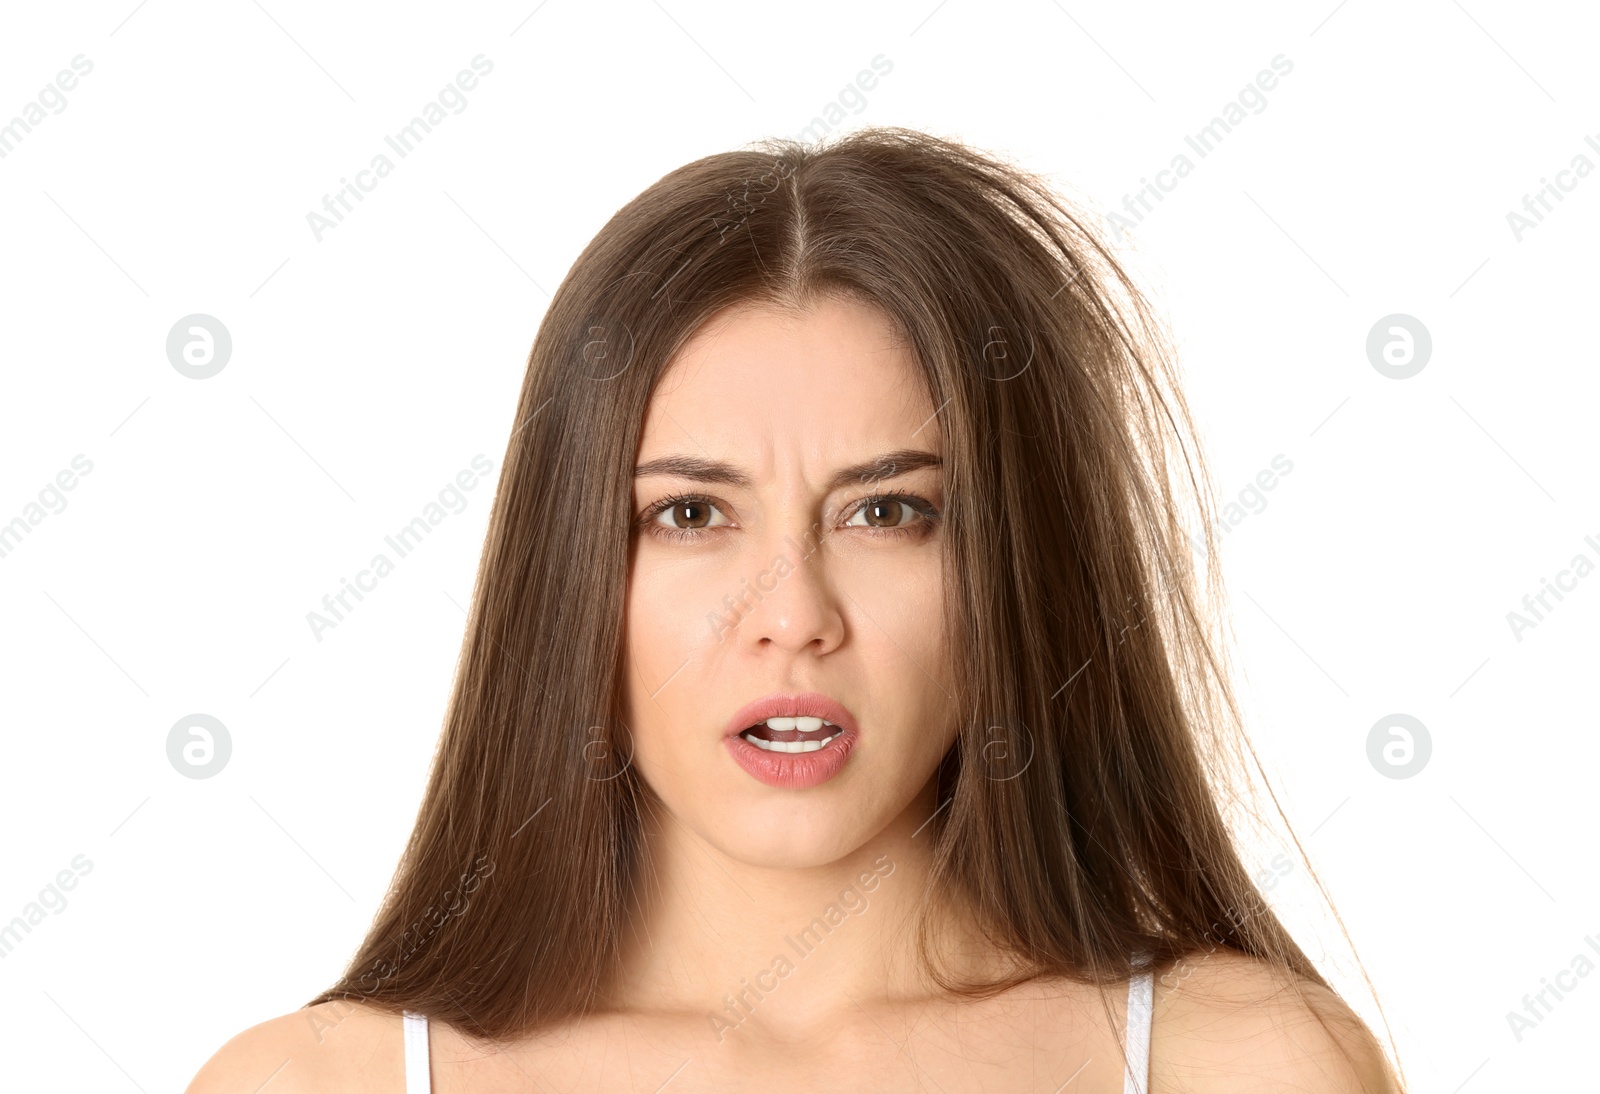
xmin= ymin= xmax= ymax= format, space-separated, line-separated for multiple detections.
xmin=761 ymin=716 xmax=831 ymax=732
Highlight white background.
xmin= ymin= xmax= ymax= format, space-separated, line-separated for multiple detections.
xmin=1 ymin=1 xmax=1595 ymax=1090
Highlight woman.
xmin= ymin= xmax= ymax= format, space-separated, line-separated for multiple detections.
xmin=188 ymin=127 xmax=1402 ymax=1092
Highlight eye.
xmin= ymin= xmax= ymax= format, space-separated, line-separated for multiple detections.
xmin=643 ymin=494 xmax=733 ymax=543
xmin=842 ymin=495 xmax=940 ymax=538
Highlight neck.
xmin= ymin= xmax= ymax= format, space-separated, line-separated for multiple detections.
xmin=610 ymin=777 xmax=988 ymax=1039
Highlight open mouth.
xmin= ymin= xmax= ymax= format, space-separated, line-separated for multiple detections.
xmin=738 ymin=716 xmax=843 ymax=753
xmin=723 ymin=692 xmax=859 ymax=789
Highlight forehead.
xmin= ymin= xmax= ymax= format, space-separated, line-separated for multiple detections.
xmin=636 ymin=295 xmax=940 ymax=469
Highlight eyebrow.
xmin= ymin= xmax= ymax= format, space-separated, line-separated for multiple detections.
xmin=633 ymin=448 xmax=942 ymax=493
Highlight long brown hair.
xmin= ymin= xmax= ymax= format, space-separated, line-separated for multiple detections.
xmin=308 ymin=125 xmax=1396 ymax=1079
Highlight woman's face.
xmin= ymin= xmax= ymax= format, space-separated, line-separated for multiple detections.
xmin=623 ymin=294 xmax=956 ymax=869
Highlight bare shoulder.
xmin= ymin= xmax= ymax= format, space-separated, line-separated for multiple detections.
xmin=183 ymin=999 xmax=405 ymax=1094
xmin=1150 ymin=949 xmax=1399 ymax=1093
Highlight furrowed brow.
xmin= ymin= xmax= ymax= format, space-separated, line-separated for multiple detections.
xmin=632 ymin=448 xmax=941 ymax=491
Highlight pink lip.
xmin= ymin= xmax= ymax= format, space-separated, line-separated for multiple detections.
xmin=723 ymin=691 xmax=860 ymax=790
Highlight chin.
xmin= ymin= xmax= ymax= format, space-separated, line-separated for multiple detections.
xmin=645 ymin=760 xmax=888 ymax=870
xmin=709 ymin=808 xmax=871 ymax=871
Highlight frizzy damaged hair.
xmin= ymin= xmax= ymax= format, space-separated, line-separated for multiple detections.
xmin=306 ymin=125 xmax=1398 ymax=1082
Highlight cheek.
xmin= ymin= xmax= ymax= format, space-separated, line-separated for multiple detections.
xmin=623 ymin=557 xmax=710 ymax=698
xmin=843 ymin=548 xmax=952 ymax=751
xmin=852 ymin=547 xmax=945 ymax=659
xmin=622 ymin=556 xmax=722 ymax=793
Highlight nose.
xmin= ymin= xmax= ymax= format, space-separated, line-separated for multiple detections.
xmin=731 ymin=518 xmax=846 ymax=656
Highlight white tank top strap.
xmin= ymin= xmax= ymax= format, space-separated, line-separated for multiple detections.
xmin=1123 ymin=964 xmax=1155 ymax=1094
xmin=401 ymin=1010 xmax=431 ymax=1094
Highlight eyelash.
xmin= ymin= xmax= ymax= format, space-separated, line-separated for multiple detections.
xmin=637 ymin=492 xmax=941 ymax=545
